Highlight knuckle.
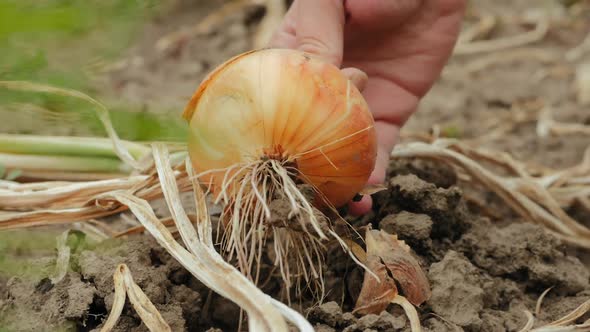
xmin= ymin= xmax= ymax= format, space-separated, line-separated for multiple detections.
xmin=297 ymin=36 xmax=342 ymax=64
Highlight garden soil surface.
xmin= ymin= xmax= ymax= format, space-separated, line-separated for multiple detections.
xmin=1 ymin=0 xmax=590 ymax=331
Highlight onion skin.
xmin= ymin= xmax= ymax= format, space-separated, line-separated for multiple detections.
xmin=183 ymin=48 xmax=377 ymax=208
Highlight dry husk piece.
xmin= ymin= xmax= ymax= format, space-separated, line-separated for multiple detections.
xmin=354 ymin=229 xmax=431 ymax=313
xmin=353 ymin=229 xmax=430 ymax=332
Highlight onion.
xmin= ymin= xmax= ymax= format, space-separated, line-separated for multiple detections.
xmin=184 ymin=48 xmax=377 ymax=207
xmin=183 ymin=48 xmax=377 ymax=287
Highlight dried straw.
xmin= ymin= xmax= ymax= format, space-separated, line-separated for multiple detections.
xmin=100 ymin=264 xmax=172 ymax=332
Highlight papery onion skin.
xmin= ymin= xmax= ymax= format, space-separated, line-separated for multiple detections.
xmin=183 ymin=48 xmax=377 ymax=208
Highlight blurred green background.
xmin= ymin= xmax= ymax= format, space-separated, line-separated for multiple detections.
xmin=0 ymin=0 xmax=188 ymax=142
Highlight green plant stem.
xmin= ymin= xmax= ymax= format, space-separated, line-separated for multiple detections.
xmin=0 ymin=152 xmax=130 ymax=174
xmin=0 ymin=134 xmax=149 ymax=159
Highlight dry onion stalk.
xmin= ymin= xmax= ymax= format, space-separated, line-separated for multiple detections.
xmin=183 ymin=48 xmax=377 ymax=291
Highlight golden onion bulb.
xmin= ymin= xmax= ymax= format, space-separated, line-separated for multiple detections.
xmin=183 ymin=48 xmax=377 ymax=208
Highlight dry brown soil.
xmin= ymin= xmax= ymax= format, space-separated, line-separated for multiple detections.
xmin=1 ymin=0 xmax=589 ymax=331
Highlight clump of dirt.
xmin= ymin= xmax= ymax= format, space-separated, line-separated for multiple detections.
xmin=0 ymin=237 xmax=209 ymax=331
xmin=459 ymin=220 xmax=590 ymax=294
xmin=308 ymin=302 xmax=406 ymax=332
xmin=77 ymin=239 xmax=204 ymax=331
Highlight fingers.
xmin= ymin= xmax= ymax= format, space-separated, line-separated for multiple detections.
xmin=268 ymin=0 xmax=297 ymax=48
xmin=341 ymin=67 xmax=368 ymax=91
xmin=343 ymin=0 xmax=421 ymax=32
xmin=294 ymin=0 xmax=345 ymax=66
xmin=269 ymin=0 xmax=345 ymax=66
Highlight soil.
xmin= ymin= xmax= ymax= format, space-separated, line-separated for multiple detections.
xmin=2 ymin=160 xmax=589 ymax=331
xmin=2 ymin=0 xmax=590 ymax=331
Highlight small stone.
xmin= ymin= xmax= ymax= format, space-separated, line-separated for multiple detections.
xmin=315 ymin=324 xmax=336 ymax=332
xmin=341 ymin=311 xmax=406 ymax=332
xmin=355 ymin=314 xmax=379 ymax=329
xmin=342 ymin=312 xmax=357 ymax=326
xmin=375 ymin=311 xmax=406 ymax=330
xmin=308 ymin=301 xmax=343 ymax=327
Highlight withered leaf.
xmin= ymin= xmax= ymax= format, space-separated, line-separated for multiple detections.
xmin=353 ymin=229 xmax=431 ymax=315
xmin=358 ymin=184 xmax=388 ymax=196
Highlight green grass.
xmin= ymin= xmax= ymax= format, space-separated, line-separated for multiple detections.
xmin=0 ymin=0 xmax=155 ymax=89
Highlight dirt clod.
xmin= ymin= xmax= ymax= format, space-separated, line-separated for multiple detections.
xmin=376 ymin=174 xmax=471 ymax=242
xmin=388 ymin=159 xmax=458 ymax=189
xmin=342 ymin=311 xmax=407 ymax=332
xmin=459 ymin=221 xmax=590 ymax=294
xmin=480 ymin=308 xmax=529 ymax=332
xmin=428 ymin=250 xmax=485 ymax=329
xmin=314 ymin=324 xmax=336 ymax=332
xmin=423 ymin=317 xmax=464 ymax=332
xmin=379 ymin=211 xmax=433 ymax=249
xmin=2 ymin=272 xmax=97 ymax=331
xmin=309 ymin=301 xmax=344 ymax=327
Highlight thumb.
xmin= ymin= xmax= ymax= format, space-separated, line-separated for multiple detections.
xmin=294 ymin=0 xmax=345 ymax=66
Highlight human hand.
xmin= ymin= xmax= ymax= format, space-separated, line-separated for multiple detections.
xmin=269 ymin=0 xmax=466 ymax=215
